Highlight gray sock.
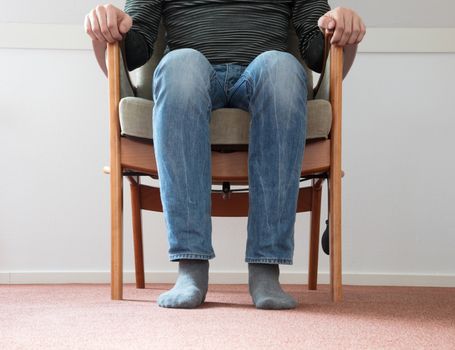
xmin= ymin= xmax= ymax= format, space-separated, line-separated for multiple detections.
xmin=157 ymin=259 xmax=209 ymax=309
xmin=248 ymin=263 xmax=298 ymax=310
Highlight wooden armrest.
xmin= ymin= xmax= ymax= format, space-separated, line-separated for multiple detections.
xmin=313 ymin=32 xmax=331 ymax=98
xmin=328 ymin=33 xmax=343 ymax=183
xmin=310 ymin=31 xmax=343 ymax=163
xmin=313 ymin=32 xmax=344 ymax=102
xmin=329 ymin=37 xmax=343 ymax=141
xmin=93 ymin=39 xmax=135 ymax=98
xmin=107 ymin=42 xmax=121 ymax=133
xmin=118 ymin=39 xmax=136 ymax=97
xmin=107 ymin=42 xmax=123 ymax=180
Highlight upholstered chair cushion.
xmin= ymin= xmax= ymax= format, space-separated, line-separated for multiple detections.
xmin=119 ymin=97 xmax=332 ymax=143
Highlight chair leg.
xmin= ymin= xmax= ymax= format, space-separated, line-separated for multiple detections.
xmin=308 ymin=178 xmax=323 ymax=290
xmin=111 ymin=165 xmax=123 ymax=300
xmin=328 ymin=171 xmax=343 ymax=302
xmin=130 ymin=177 xmax=145 ymax=289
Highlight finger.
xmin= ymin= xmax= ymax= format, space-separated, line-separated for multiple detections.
xmin=357 ymin=22 xmax=367 ymax=43
xmin=95 ymin=5 xmax=115 ymax=43
xmin=339 ymin=13 xmax=352 ymax=46
xmin=89 ymin=9 xmax=104 ymax=42
xmin=348 ymin=16 xmax=361 ymax=45
xmin=118 ymin=13 xmax=133 ymax=34
xmin=84 ymin=15 xmax=97 ymax=41
xmin=318 ymin=15 xmax=335 ymax=32
xmin=105 ymin=5 xmax=122 ymax=41
xmin=330 ymin=13 xmax=345 ymax=44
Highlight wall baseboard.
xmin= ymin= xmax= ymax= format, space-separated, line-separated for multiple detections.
xmin=1 ymin=271 xmax=454 ymax=287
xmin=0 ymin=23 xmax=454 ymax=53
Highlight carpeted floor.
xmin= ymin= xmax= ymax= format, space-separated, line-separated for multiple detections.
xmin=1 ymin=283 xmax=454 ymax=349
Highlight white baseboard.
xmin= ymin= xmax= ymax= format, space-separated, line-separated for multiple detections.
xmin=1 ymin=271 xmax=454 ymax=287
xmin=0 ymin=23 xmax=454 ymax=53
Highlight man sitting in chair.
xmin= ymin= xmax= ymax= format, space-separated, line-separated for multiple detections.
xmin=85 ymin=0 xmax=365 ymax=310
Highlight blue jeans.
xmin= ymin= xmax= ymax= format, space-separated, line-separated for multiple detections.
xmin=152 ymin=48 xmax=308 ymax=265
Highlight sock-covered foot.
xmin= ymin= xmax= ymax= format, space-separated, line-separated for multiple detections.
xmin=248 ymin=263 xmax=297 ymax=310
xmin=157 ymin=259 xmax=209 ymax=309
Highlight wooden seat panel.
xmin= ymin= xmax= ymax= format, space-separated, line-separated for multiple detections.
xmin=121 ymin=137 xmax=330 ymax=184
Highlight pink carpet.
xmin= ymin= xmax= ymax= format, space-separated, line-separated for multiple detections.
xmin=1 ymin=283 xmax=454 ymax=349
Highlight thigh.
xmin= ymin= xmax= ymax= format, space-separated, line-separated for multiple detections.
xmin=228 ymin=50 xmax=307 ymax=112
xmin=154 ymin=48 xmax=226 ymax=110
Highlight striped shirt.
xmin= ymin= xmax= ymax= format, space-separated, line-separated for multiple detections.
xmin=123 ymin=0 xmax=331 ymax=71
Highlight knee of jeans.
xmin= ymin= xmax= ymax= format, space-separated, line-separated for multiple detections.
xmin=153 ymin=48 xmax=211 ymax=99
xmin=253 ymin=50 xmax=307 ymax=93
xmin=246 ymin=51 xmax=307 ymax=107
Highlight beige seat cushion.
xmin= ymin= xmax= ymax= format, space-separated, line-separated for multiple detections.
xmin=119 ymin=97 xmax=332 ymax=144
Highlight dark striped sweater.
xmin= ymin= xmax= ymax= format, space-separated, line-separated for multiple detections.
xmin=123 ymin=0 xmax=331 ymax=72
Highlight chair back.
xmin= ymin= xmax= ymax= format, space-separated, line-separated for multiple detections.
xmin=128 ymin=22 xmax=314 ymax=100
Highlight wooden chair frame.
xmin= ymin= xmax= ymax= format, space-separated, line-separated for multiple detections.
xmin=105 ymin=35 xmax=344 ymax=302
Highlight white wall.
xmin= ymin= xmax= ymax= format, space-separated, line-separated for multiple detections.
xmin=1 ymin=1 xmax=454 ymax=286
xmin=330 ymin=0 xmax=455 ymax=27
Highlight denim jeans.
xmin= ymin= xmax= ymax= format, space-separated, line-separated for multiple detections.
xmin=152 ymin=48 xmax=308 ymax=265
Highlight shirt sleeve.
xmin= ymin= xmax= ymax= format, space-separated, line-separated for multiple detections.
xmin=291 ymin=0 xmax=331 ymax=73
xmin=123 ymin=0 xmax=163 ymax=71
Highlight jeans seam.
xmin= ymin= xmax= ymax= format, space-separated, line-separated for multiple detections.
xmin=226 ymin=79 xmax=246 ymax=106
xmin=170 ymin=253 xmax=215 ymax=260
xmin=209 ymin=69 xmax=218 ymax=120
xmin=209 ymin=70 xmax=218 ymax=93
xmin=241 ymin=70 xmax=255 ymax=111
xmin=245 ymin=257 xmax=293 ymax=265
xmin=223 ymin=63 xmax=230 ymax=95
xmin=210 ymin=68 xmax=227 ymax=108
xmin=170 ymin=254 xmax=214 ymax=257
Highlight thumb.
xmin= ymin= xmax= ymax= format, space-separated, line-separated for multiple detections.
xmin=117 ymin=11 xmax=132 ymax=34
xmin=318 ymin=15 xmax=336 ymax=32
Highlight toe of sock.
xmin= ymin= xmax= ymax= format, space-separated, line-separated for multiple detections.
xmin=157 ymin=288 xmax=205 ymax=309
xmin=254 ymin=295 xmax=298 ymax=310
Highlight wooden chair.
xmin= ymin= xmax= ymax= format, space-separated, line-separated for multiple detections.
xmin=104 ymin=24 xmax=344 ymax=302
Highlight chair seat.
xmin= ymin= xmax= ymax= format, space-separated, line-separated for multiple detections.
xmin=120 ymin=137 xmax=331 ymax=184
xmin=119 ymin=97 xmax=332 ymax=143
